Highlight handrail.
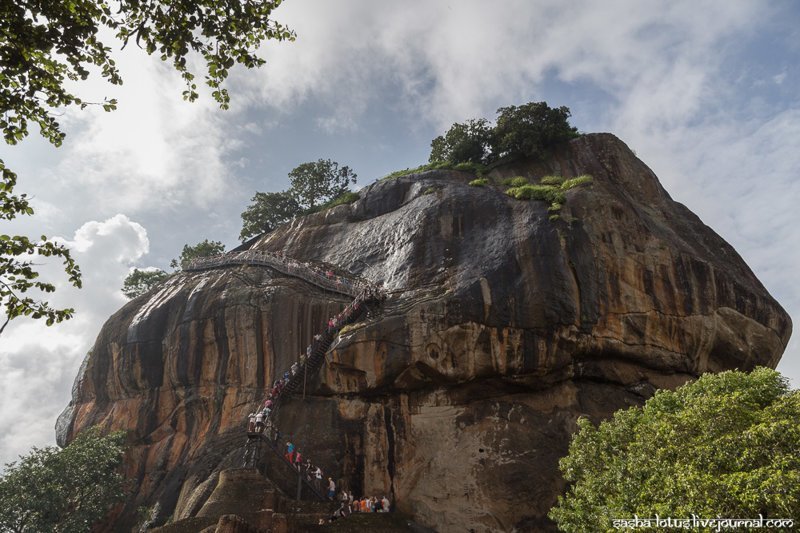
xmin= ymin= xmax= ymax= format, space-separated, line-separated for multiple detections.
xmin=184 ymin=250 xmax=377 ymax=298
xmin=221 ymin=248 xmax=386 ymax=500
xmin=257 ymin=432 xmax=329 ymax=501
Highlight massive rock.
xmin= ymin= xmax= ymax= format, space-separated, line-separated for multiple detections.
xmin=57 ymin=133 xmax=791 ymax=532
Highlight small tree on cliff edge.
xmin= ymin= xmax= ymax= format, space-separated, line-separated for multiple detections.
xmin=289 ymin=159 xmax=357 ymax=211
xmin=171 ymin=240 xmax=226 ymax=270
xmin=239 ymin=190 xmax=301 ymax=241
xmin=122 ymin=268 xmax=169 ymax=299
xmin=549 ymin=367 xmax=800 ymax=532
xmin=0 ymin=428 xmax=127 ymax=533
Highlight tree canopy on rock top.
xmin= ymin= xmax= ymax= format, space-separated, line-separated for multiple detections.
xmin=239 ymin=159 xmax=357 ymax=241
xmin=171 ymin=240 xmax=226 ymax=270
xmin=122 ymin=268 xmax=169 ymax=299
xmin=429 ymin=101 xmax=579 ymax=165
xmin=549 ymin=367 xmax=800 ymax=532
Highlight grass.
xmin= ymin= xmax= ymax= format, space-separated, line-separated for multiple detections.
xmin=469 ymin=178 xmax=489 ymax=187
xmin=307 ymin=191 xmax=361 ymax=214
xmin=506 ymin=174 xmax=593 ymax=216
xmin=501 ymin=176 xmax=529 ymax=187
xmin=540 ymin=175 xmax=565 ymax=186
xmin=380 ymin=160 xmax=488 ymax=181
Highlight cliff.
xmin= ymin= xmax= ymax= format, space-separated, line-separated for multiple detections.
xmin=57 ymin=133 xmax=791 ymax=532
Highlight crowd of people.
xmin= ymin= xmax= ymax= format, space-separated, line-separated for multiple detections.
xmin=319 ymin=491 xmax=392 ymax=524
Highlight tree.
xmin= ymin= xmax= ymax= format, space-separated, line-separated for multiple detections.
xmin=170 ymin=239 xmax=225 ymax=270
xmin=288 ymin=159 xmax=357 ymax=211
xmin=121 ymin=268 xmax=169 ymax=299
xmin=1 ymin=0 xmax=294 ymax=333
xmin=1 ymin=164 xmax=81 ymax=335
xmin=549 ymin=368 xmax=800 ymax=532
xmin=239 ymin=190 xmax=301 ymax=241
xmin=428 ymin=118 xmax=492 ymax=164
xmin=491 ymin=102 xmax=579 ymax=160
xmin=0 ymin=428 xmax=127 ymax=533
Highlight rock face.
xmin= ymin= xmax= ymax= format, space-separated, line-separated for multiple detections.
xmin=57 ymin=134 xmax=791 ymax=532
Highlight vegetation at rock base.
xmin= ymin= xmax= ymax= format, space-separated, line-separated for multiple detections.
xmin=240 ymin=160 xmax=358 ymax=241
xmin=469 ymin=178 xmax=489 ymax=187
xmin=122 ymin=268 xmax=170 ymax=299
xmin=1 ymin=0 xmax=293 ymax=331
xmin=0 ymin=428 xmax=127 ymax=533
xmin=429 ymin=101 xmax=580 ymax=166
xmin=549 ymin=367 xmax=800 ymax=532
xmin=171 ymin=239 xmax=226 ymax=270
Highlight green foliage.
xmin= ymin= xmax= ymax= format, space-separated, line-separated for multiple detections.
xmin=314 ymin=191 xmax=360 ymax=211
xmin=422 ymin=186 xmax=439 ymax=195
xmin=122 ymin=268 xmax=169 ymax=299
xmin=491 ymin=102 xmax=580 ymax=160
xmin=381 ymin=161 xmax=488 ymax=182
xmin=0 ymin=428 xmax=127 ymax=533
xmin=505 ymin=174 xmax=592 ymax=218
xmin=288 ymin=159 xmax=357 ymax=211
xmin=549 ymin=368 xmax=800 ymax=532
xmin=501 ymin=176 xmax=529 ymax=187
xmin=171 ymin=239 xmax=225 ymax=270
xmin=429 ymin=118 xmax=492 ymax=165
xmin=380 ymin=161 xmax=451 ymax=181
xmin=0 ymin=0 xmax=294 ymax=149
xmin=539 ymin=175 xmax=565 ymax=186
xmin=239 ymin=161 xmax=357 ymax=240
xmin=1 ymin=163 xmax=81 ymax=335
xmin=1 ymin=0 xmax=292 ymax=332
xmin=505 ymin=184 xmax=565 ymax=204
xmin=427 ymin=101 xmax=580 ymax=166
xmin=561 ymin=174 xmax=593 ymax=190
xmin=468 ymin=178 xmax=489 ymax=187
xmin=239 ymin=191 xmax=301 ymax=241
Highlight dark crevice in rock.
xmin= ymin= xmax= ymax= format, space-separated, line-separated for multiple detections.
xmin=383 ymin=401 xmax=397 ymax=501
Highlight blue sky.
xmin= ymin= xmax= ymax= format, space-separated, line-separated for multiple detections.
xmin=1 ymin=0 xmax=798 ymax=466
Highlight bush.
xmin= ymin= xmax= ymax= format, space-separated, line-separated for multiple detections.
xmin=502 ymin=176 xmax=529 ymax=187
xmin=469 ymin=178 xmax=489 ymax=187
xmin=310 ymin=191 xmax=360 ymax=213
xmin=381 ymin=162 xmax=451 ymax=181
xmin=561 ymin=174 xmax=593 ymax=190
xmin=549 ymin=368 xmax=800 ymax=532
xmin=505 ymin=184 xmax=565 ymax=204
xmin=539 ymin=175 xmax=565 ymax=186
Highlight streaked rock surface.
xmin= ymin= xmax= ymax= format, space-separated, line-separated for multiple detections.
xmin=58 ymin=134 xmax=791 ymax=532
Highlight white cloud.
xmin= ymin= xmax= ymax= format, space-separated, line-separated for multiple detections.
xmin=0 ymin=215 xmax=150 ymax=467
